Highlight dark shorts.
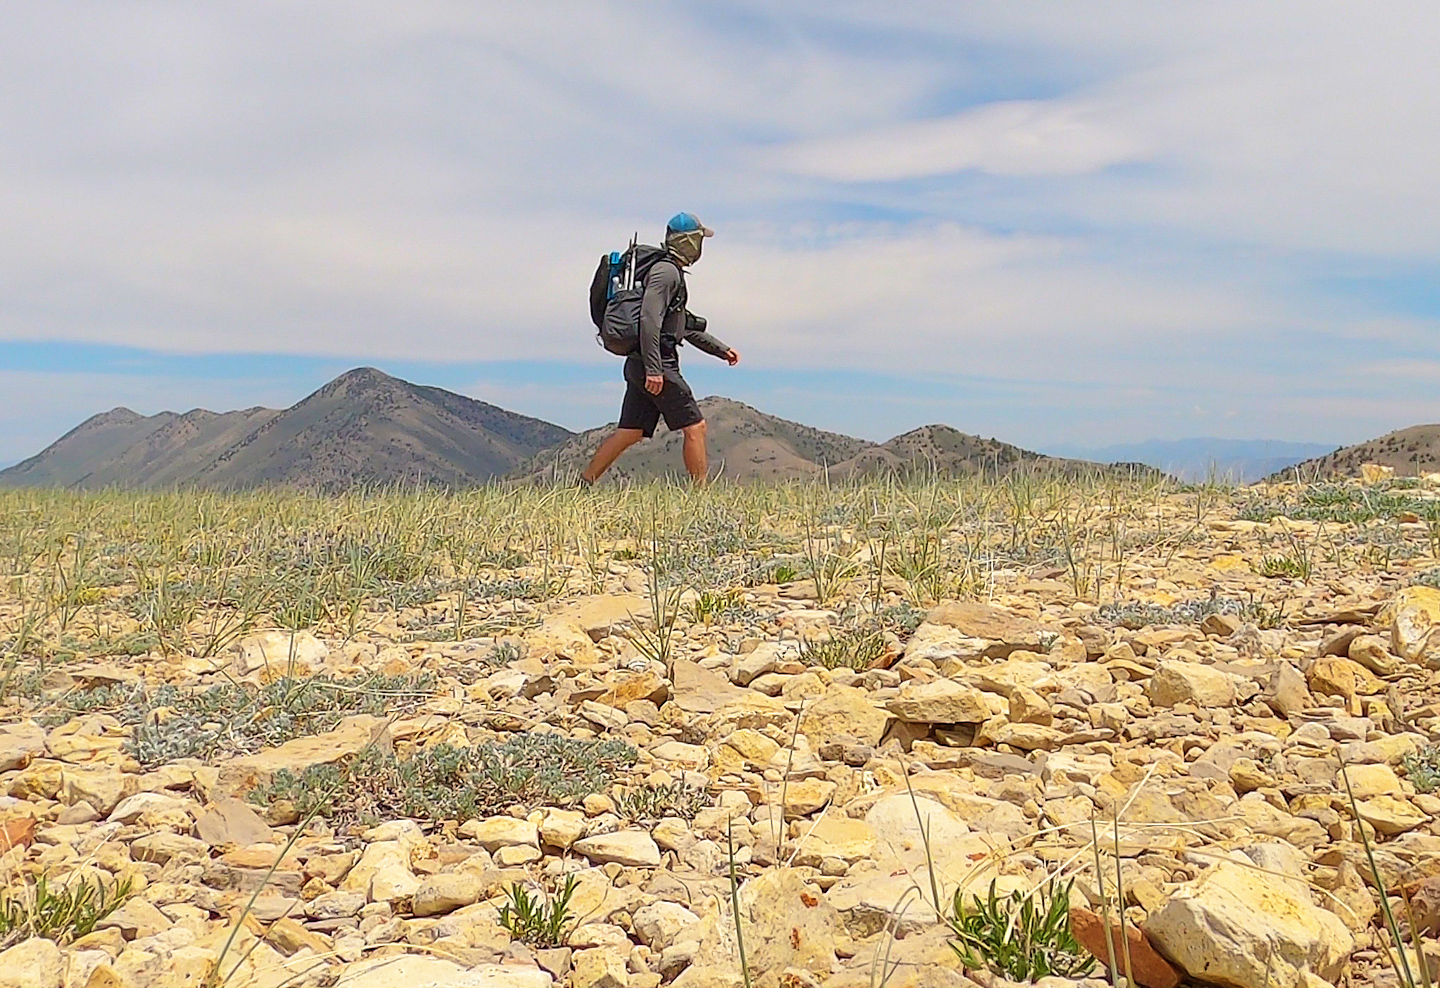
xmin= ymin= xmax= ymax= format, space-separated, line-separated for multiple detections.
xmin=618 ymin=363 xmax=703 ymax=438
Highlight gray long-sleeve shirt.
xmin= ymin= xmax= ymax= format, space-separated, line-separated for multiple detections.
xmin=635 ymin=258 xmax=731 ymax=376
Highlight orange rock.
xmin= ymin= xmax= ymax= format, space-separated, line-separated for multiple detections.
xmin=0 ymin=816 xmax=36 ymax=852
xmin=1071 ymin=906 xmax=1180 ymax=988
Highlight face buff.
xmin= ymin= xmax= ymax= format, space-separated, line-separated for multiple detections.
xmin=665 ymin=229 xmax=705 ymax=266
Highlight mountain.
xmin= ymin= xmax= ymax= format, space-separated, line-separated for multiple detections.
xmin=0 ymin=368 xmax=573 ymax=491
xmin=518 ymin=396 xmax=874 ymax=483
xmin=516 ymin=399 xmax=1142 ymax=483
xmin=0 ymin=407 xmax=182 ymax=488
xmin=829 ymin=424 xmax=1116 ymax=479
xmin=1051 ymin=438 xmax=1337 ymax=484
xmin=1265 ymin=425 xmax=1440 ymax=481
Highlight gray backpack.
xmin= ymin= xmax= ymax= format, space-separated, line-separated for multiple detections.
xmin=588 ymin=239 xmax=686 ymax=356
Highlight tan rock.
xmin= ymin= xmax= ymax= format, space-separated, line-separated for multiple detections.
xmin=0 ymin=724 xmax=46 ymax=773
xmin=462 ymin=816 xmax=540 ymax=851
xmin=1147 ymin=660 xmax=1237 ymax=708
xmin=539 ymin=809 xmax=587 ymax=850
xmin=572 ymin=947 xmax=628 ymax=988
xmin=794 ymin=816 xmax=876 ymax=864
xmin=1348 ymin=634 xmax=1403 ymax=676
xmin=1355 ymin=794 xmax=1428 ymax=835
xmin=0 ymin=936 xmax=63 ymax=988
xmin=800 ymin=686 xmax=890 ymax=746
xmin=413 ymin=872 xmax=483 ymax=917
xmin=195 ymin=797 xmax=275 ymax=847
xmin=783 ymin=779 xmax=837 ymax=819
xmin=1146 ymin=859 xmax=1353 ymax=988
xmin=573 ymin=830 xmax=661 ymax=867
xmin=214 ymin=715 xmax=391 ymax=799
xmin=885 ymin=680 xmax=989 ymax=724
xmin=1007 ymin=686 xmax=1052 ymax=725
xmin=61 ymin=767 xmax=135 ymax=817
xmin=924 ymin=602 xmax=1047 ymax=656
xmin=1391 ymin=586 xmax=1440 ymax=664
xmin=1339 ymin=763 xmax=1401 ymax=800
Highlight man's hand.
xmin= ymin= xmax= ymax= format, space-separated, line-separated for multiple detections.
xmin=645 ymin=374 xmax=664 ymax=395
xmin=725 ymin=349 xmax=740 ymax=366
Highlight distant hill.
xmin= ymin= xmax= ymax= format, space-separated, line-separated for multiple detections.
xmin=6 ymin=368 xmax=1159 ymax=490
xmin=0 ymin=368 xmax=573 ymax=491
xmin=517 ymin=396 xmax=873 ymax=483
xmin=829 ymin=424 xmax=1117 ymax=479
xmin=516 ymin=400 xmax=1145 ymax=483
xmin=1051 ymin=437 xmax=1336 ymax=483
xmin=1266 ymin=425 xmax=1440 ymax=481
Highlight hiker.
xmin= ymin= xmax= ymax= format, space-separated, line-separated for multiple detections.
xmin=582 ymin=213 xmax=740 ymax=484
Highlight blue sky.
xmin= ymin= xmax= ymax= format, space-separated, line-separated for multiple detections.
xmin=3 ymin=2 xmax=1439 ymax=465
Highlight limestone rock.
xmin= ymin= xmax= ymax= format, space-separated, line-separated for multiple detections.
xmin=800 ymin=686 xmax=890 ymax=746
xmin=573 ymin=830 xmax=661 ymax=867
xmin=235 ymin=629 xmax=328 ymax=676
xmin=572 ymin=947 xmax=629 ymax=988
xmin=670 ymin=661 xmax=752 ymax=715
xmin=924 ymin=602 xmax=1047 ymax=656
xmin=195 ymin=797 xmax=276 ymax=847
xmin=691 ymin=869 xmax=840 ymax=975
xmin=1354 ymin=794 xmax=1428 ymax=835
xmin=551 ymin=594 xmax=648 ymax=641
xmin=1146 ymin=859 xmax=1353 ymax=988
xmin=413 ymin=872 xmax=483 ymax=916
xmin=0 ymin=724 xmax=46 ymax=772
xmin=1147 ymin=660 xmax=1237 ymax=708
xmin=334 ymin=956 xmax=553 ymax=988
xmin=632 ymin=901 xmax=700 ymax=951
xmin=463 ymin=816 xmax=540 ymax=851
xmin=1391 ymin=586 xmax=1440 ymax=664
xmin=885 ymin=680 xmax=989 ymax=724
xmin=214 ymin=714 xmax=391 ymax=798
xmin=0 ymin=937 xmax=62 ymax=988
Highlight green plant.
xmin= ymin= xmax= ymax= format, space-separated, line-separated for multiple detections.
xmin=57 ymin=671 xmax=436 ymax=767
xmin=770 ymin=563 xmax=800 ymax=584
xmin=0 ymin=874 xmax=133 ymax=946
xmin=248 ymin=735 xmax=636 ymax=825
xmin=689 ymin=588 xmax=746 ymax=626
xmin=801 ymin=625 xmax=887 ymax=671
xmin=1403 ymin=745 xmax=1440 ymax=794
xmin=1258 ymin=551 xmax=1312 ymax=580
xmin=498 ymin=875 xmax=579 ymax=948
xmin=615 ymin=782 xmax=710 ymax=822
xmin=947 ymin=878 xmax=1093 ymax=982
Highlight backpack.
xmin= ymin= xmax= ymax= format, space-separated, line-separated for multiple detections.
xmin=588 ymin=238 xmax=686 ymax=356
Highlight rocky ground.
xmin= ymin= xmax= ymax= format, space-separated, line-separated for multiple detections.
xmin=2 ymin=478 xmax=1440 ymax=988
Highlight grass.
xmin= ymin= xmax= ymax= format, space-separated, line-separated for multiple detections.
xmin=800 ymin=624 xmax=888 ymax=671
xmin=498 ymin=875 xmax=579 ymax=948
xmin=0 ymin=873 xmax=133 ymax=947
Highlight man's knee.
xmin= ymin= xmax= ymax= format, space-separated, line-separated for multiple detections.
xmin=615 ymin=428 xmax=645 ymax=446
xmin=681 ymin=420 xmax=707 ymax=441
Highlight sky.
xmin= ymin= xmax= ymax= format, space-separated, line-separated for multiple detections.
xmin=3 ymin=1 xmax=1440 ymax=465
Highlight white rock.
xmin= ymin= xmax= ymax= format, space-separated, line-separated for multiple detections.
xmin=236 ymin=629 xmax=328 ymax=675
xmin=334 ymin=956 xmax=553 ymax=988
xmin=573 ymin=830 xmax=662 ymax=867
xmin=632 ymin=901 xmax=700 ymax=951
xmin=0 ymin=937 xmax=62 ymax=988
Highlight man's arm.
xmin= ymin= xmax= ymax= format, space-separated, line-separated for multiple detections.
xmin=685 ymin=326 xmax=734 ymax=360
xmin=639 ymin=262 xmax=681 ymax=379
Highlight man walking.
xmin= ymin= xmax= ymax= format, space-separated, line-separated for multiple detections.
xmin=581 ymin=213 xmax=740 ymax=485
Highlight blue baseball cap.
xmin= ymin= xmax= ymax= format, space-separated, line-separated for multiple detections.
xmin=666 ymin=212 xmax=714 ymax=237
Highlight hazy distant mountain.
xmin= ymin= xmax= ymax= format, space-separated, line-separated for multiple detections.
xmin=0 ymin=367 xmax=573 ymax=491
xmin=6 ymin=367 xmax=1165 ymax=491
xmin=829 ymin=424 xmax=1132 ymax=479
xmin=1050 ymin=438 xmax=1336 ymax=483
xmin=518 ymin=400 xmax=1148 ymax=483
xmin=1266 ymin=425 xmax=1440 ymax=481
xmin=517 ymin=396 xmax=874 ymax=482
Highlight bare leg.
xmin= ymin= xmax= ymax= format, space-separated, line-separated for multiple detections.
xmin=681 ymin=420 xmax=708 ymax=483
xmin=582 ymin=428 xmax=645 ymax=483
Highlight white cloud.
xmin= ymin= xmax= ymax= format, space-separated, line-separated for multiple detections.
xmin=777 ymin=99 xmax=1146 ymax=180
xmin=0 ymin=1 xmax=1437 ymax=448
